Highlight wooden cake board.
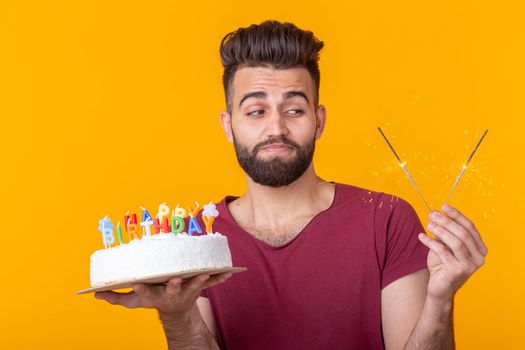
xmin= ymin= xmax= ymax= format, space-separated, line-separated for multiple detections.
xmin=77 ymin=266 xmax=247 ymax=294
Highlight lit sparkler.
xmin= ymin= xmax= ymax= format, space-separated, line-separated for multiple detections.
xmin=377 ymin=127 xmax=432 ymax=212
xmin=444 ymin=129 xmax=488 ymax=204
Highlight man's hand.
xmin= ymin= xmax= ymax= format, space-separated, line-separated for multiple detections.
xmin=94 ymin=272 xmax=232 ymax=320
xmin=418 ymin=203 xmax=488 ymax=304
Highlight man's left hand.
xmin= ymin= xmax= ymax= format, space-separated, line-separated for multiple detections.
xmin=418 ymin=203 xmax=488 ymax=303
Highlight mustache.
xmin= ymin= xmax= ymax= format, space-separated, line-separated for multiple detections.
xmin=253 ymin=135 xmax=300 ymax=155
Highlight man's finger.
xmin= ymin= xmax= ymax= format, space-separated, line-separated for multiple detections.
xmin=165 ymin=277 xmax=183 ymax=298
xmin=95 ymin=290 xmax=142 ymax=308
xmin=428 ymin=211 xmax=485 ymax=264
xmin=202 ymin=272 xmax=233 ymax=289
xmin=180 ymin=274 xmax=209 ymax=298
xmin=418 ymin=233 xmax=460 ymax=267
xmin=427 ymin=220 xmax=484 ymax=266
xmin=442 ymin=204 xmax=488 ymax=256
xmin=132 ymin=283 xmax=158 ymax=300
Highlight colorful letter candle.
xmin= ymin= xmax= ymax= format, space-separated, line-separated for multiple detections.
xmin=188 ymin=202 xmax=202 ymax=236
xmin=173 ymin=204 xmax=186 ymax=218
xmin=98 ymin=216 xmax=115 ymax=249
xmin=171 ymin=207 xmax=185 ymax=234
xmin=157 ymin=203 xmax=170 ymax=220
xmin=124 ymin=211 xmax=138 ymax=231
xmin=187 ymin=202 xmax=202 ymax=236
xmin=155 ymin=217 xmax=170 ymax=233
xmin=170 ymin=216 xmax=184 ymax=234
xmin=140 ymin=207 xmax=154 ymax=236
xmin=155 ymin=203 xmax=171 ymax=233
xmin=202 ymin=202 xmax=219 ymax=234
xmin=125 ymin=212 xmax=139 ymax=240
xmin=188 ymin=217 xmax=202 ymax=236
xmin=116 ymin=221 xmax=123 ymax=245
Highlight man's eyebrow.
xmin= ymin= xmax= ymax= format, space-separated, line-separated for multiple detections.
xmin=238 ymin=90 xmax=309 ymax=108
xmin=239 ymin=91 xmax=267 ymax=108
xmin=283 ymin=90 xmax=309 ymax=104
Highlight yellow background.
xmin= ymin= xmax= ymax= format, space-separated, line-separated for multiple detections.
xmin=1 ymin=1 xmax=523 ymax=348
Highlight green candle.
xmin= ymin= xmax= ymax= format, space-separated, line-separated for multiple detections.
xmin=117 ymin=221 xmax=123 ymax=245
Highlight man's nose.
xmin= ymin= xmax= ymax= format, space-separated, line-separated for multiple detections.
xmin=266 ymin=110 xmax=289 ymax=137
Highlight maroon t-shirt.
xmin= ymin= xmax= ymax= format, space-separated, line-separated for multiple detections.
xmin=199 ymin=182 xmax=429 ymax=349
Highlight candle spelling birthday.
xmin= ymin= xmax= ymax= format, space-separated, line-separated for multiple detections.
xmin=97 ymin=201 xmax=220 ymax=249
xmin=377 ymin=127 xmax=432 ymax=212
xmin=444 ymin=129 xmax=488 ymax=204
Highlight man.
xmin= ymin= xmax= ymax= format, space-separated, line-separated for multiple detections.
xmin=96 ymin=20 xmax=488 ymax=349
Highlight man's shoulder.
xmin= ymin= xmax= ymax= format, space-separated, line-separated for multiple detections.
xmin=334 ymin=182 xmax=414 ymax=212
xmin=334 ymin=181 xmax=384 ymax=203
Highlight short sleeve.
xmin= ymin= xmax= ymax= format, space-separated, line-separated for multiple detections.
xmin=375 ymin=193 xmax=430 ymax=289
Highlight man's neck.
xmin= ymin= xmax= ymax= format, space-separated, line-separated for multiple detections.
xmin=230 ymin=165 xmax=335 ymax=231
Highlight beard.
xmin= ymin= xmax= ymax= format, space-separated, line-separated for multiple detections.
xmin=232 ymin=132 xmax=315 ymax=187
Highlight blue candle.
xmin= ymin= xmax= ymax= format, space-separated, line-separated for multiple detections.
xmin=188 ymin=217 xmax=202 ymax=236
xmin=140 ymin=207 xmax=154 ymax=236
xmin=98 ymin=216 xmax=115 ymax=248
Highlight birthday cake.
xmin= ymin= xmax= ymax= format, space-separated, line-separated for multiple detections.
xmin=89 ymin=202 xmax=233 ymax=287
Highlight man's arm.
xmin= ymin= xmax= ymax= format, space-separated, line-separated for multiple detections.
xmin=403 ymin=296 xmax=454 ymax=350
xmin=382 ymin=268 xmax=455 ymax=350
xmin=197 ymin=296 xmax=218 ymax=340
xmin=160 ymin=302 xmax=220 ymax=350
xmin=382 ymin=204 xmax=487 ymax=350
xmin=381 ymin=269 xmax=429 ymax=350
xmin=95 ymin=272 xmax=232 ymax=350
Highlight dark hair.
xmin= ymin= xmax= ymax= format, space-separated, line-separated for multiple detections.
xmin=220 ymin=20 xmax=324 ymax=114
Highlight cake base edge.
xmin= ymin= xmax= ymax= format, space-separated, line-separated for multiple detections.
xmin=76 ymin=266 xmax=247 ymax=294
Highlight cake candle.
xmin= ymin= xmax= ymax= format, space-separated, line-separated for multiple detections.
xmin=155 ymin=217 xmax=171 ymax=234
xmin=155 ymin=203 xmax=171 ymax=233
xmin=116 ymin=221 xmax=123 ymax=245
xmin=171 ymin=209 xmax=185 ymax=234
xmin=140 ymin=207 xmax=155 ymax=236
xmin=98 ymin=216 xmax=115 ymax=249
xmin=173 ymin=203 xmax=186 ymax=218
xmin=187 ymin=202 xmax=202 ymax=236
xmin=126 ymin=212 xmax=139 ymax=240
xmin=157 ymin=203 xmax=170 ymax=221
xmin=202 ymin=202 xmax=219 ymax=234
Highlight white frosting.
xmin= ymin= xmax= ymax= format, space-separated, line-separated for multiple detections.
xmin=90 ymin=232 xmax=232 ymax=287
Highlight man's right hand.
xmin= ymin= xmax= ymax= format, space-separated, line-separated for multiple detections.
xmin=94 ymin=272 xmax=232 ymax=320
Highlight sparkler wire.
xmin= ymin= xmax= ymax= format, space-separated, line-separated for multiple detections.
xmin=377 ymin=127 xmax=432 ymax=212
xmin=444 ymin=129 xmax=488 ymax=204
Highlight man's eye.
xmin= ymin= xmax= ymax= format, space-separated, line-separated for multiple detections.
xmin=247 ymin=110 xmax=264 ymax=116
xmin=287 ymin=109 xmax=304 ymax=116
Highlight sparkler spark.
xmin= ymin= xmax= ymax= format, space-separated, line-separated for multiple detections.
xmin=377 ymin=127 xmax=432 ymax=212
xmin=444 ymin=129 xmax=488 ymax=204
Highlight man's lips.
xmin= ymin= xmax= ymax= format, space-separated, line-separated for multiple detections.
xmin=260 ymin=143 xmax=293 ymax=151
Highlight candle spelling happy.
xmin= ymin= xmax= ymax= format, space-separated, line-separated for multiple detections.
xmin=155 ymin=203 xmax=171 ymax=233
xmin=140 ymin=207 xmax=155 ymax=236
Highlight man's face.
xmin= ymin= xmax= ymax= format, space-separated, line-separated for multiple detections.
xmin=220 ymin=66 xmax=326 ymax=187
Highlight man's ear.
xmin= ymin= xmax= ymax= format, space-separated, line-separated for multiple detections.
xmin=314 ymin=104 xmax=327 ymax=140
xmin=220 ymin=109 xmax=234 ymax=143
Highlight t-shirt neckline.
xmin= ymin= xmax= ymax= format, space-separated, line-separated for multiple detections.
xmin=220 ymin=182 xmax=340 ymax=250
